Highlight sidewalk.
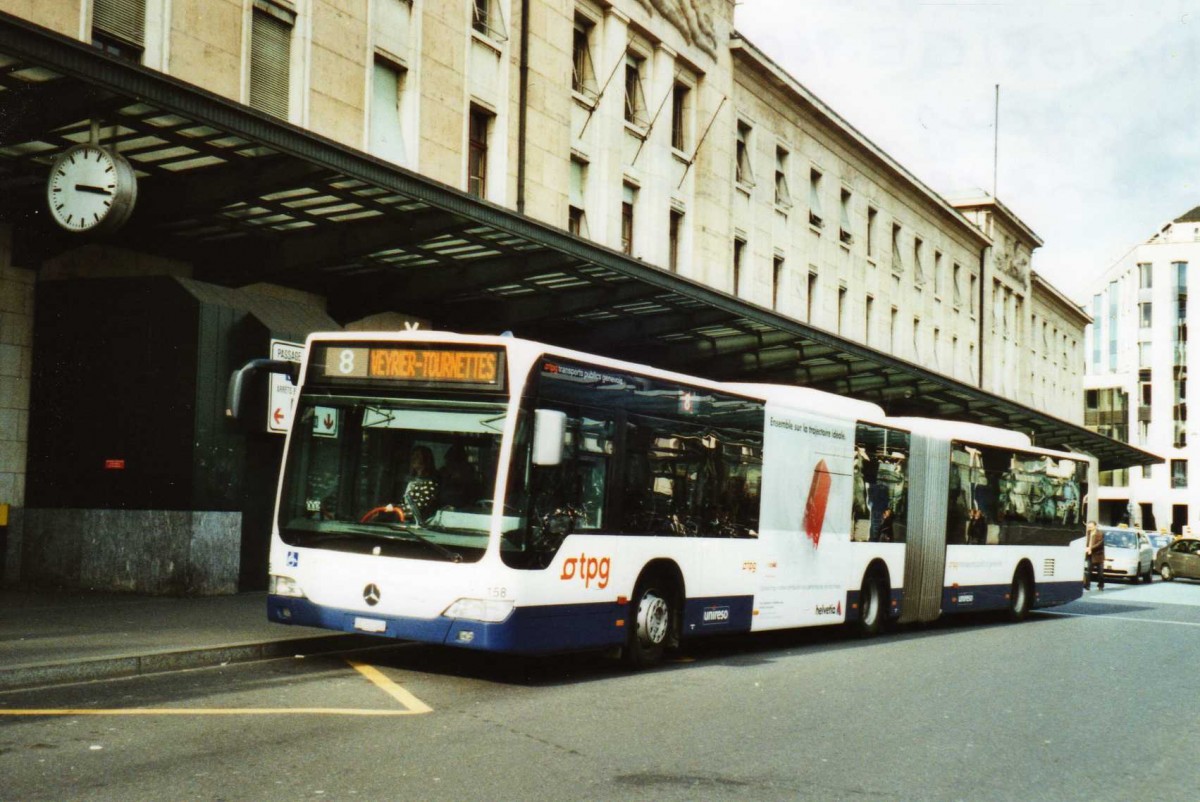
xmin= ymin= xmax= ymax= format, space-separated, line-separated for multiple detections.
xmin=0 ymin=589 xmax=376 ymax=692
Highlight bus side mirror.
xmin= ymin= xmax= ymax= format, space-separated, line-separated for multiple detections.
xmin=226 ymin=358 xmax=299 ymax=421
xmin=532 ymin=409 xmax=567 ymax=466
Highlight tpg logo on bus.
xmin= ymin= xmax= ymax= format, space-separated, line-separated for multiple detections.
xmin=559 ymin=553 xmax=610 ymax=589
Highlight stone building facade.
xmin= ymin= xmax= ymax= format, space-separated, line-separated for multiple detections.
xmin=0 ymin=0 xmax=1089 ymax=589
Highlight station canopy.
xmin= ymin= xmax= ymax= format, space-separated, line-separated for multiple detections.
xmin=0 ymin=13 xmax=1156 ymax=471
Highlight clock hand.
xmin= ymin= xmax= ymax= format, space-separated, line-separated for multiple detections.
xmin=75 ymin=184 xmax=113 ymax=196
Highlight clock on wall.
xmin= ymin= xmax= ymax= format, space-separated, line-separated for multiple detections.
xmin=46 ymin=143 xmax=137 ymax=233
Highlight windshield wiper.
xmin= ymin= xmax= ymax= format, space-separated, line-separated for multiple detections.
xmin=382 ymin=523 xmax=463 ymax=563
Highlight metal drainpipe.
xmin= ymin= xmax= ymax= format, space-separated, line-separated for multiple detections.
xmin=516 ymin=0 xmax=530 ymax=215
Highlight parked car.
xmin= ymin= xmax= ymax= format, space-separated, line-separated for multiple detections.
xmin=1155 ymin=538 xmax=1200 ymax=581
xmin=1101 ymin=527 xmax=1154 ymax=583
xmin=1147 ymin=532 xmax=1175 ymax=573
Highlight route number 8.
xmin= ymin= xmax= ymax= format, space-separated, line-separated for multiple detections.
xmin=339 ymin=349 xmax=356 ymax=375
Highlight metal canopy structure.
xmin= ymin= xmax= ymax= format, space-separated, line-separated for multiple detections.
xmin=0 ymin=13 xmax=1156 ymax=470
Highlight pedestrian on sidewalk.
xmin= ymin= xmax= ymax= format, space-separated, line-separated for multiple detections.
xmin=1085 ymin=520 xmax=1105 ymax=591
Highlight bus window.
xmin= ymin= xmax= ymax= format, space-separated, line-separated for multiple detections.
xmin=852 ymin=423 xmax=910 ymax=543
xmin=501 ymin=408 xmax=614 ymax=568
xmin=621 ymin=415 xmax=761 ymax=537
xmin=946 ymin=442 xmax=1086 ymax=547
xmin=277 ymin=397 xmax=507 ymax=563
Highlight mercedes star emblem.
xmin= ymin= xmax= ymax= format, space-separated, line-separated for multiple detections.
xmin=363 ymin=583 xmax=381 ymax=606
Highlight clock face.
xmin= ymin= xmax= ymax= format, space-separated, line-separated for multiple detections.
xmin=46 ymin=145 xmax=136 ymax=233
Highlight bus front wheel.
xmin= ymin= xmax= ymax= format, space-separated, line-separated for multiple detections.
xmin=626 ymin=574 xmax=676 ymax=669
xmin=1007 ymin=568 xmax=1033 ymax=621
xmin=855 ymin=572 xmax=885 ymax=637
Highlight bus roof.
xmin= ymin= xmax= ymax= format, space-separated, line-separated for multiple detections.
xmin=725 ymin=382 xmax=886 ymax=423
xmin=886 ymin=416 xmax=1088 ymax=460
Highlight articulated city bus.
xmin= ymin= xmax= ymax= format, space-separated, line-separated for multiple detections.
xmin=247 ymin=331 xmax=1092 ymax=667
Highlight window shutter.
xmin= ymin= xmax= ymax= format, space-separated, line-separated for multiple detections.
xmin=250 ymin=8 xmax=292 ymax=119
xmin=93 ymin=0 xmax=146 ymax=47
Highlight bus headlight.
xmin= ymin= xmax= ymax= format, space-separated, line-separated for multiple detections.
xmin=269 ymin=575 xmax=306 ymax=598
xmin=443 ymin=598 xmax=515 ymax=623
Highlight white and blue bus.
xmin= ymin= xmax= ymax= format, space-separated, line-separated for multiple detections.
xmin=249 ymin=331 xmax=1093 ymax=667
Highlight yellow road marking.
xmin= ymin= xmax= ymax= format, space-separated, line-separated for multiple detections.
xmin=0 ymin=661 xmax=433 ymax=717
xmin=347 ymin=660 xmax=433 ymax=714
xmin=0 ymin=708 xmax=416 ymax=716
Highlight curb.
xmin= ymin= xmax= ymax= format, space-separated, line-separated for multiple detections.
xmin=0 ymin=634 xmax=382 ymax=692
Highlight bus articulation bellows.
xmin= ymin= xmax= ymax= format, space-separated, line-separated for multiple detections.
xmin=243 ymin=332 xmax=1093 ymax=667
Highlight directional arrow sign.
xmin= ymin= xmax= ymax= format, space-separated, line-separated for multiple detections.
xmin=313 ymin=405 xmax=338 ymax=438
xmin=267 ymin=339 xmax=304 ymax=434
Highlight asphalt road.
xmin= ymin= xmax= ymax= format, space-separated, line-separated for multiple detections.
xmin=3 ymin=580 xmax=1199 ymax=801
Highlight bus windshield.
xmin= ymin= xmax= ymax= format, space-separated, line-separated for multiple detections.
xmin=278 ymin=396 xmax=508 ymax=563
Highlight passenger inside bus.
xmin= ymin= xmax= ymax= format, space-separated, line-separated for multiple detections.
xmin=399 ymin=446 xmax=439 ymax=522
xmin=438 ymin=443 xmax=480 ymax=509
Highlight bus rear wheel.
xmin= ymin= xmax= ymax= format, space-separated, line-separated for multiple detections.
xmin=1007 ymin=569 xmax=1032 ymax=621
xmin=626 ymin=574 xmax=676 ymax=669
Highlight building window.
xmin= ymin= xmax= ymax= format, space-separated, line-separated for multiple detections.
xmin=808 ymin=169 xmax=824 ymax=228
xmin=891 ymin=223 xmax=903 ymax=274
xmin=807 ymin=270 xmax=819 ymax=322
xmin=1139 ymin=262 xmax=1153 ymax=289
xmin=865 ymin=295 xmax=875 ymax=345
xmin=969 ymin=274 xmax=978 ymax=316
xmin=568 ymin=157 xmax=588 ymax=237
xmin=732 ymin=237 xmax=747 ymax=295
xmin=370 ymin=58 xmax=408 ymax=164
xmin=933 ymin=251 xmax=943 ymax=296
xmin=735 ymin=121 xmax=754 ymax=186
xmin=92 ymin=0 xmax=146 ymax=60
xmin=913 ymin=237 xmax=926 ymax=286
xmin=890 ymin=306 xmax=899 ymax=353
xmin=774 ymin=147 xmax=791 ymax=208
xmin=671 ymin=82 xmax=691 ymax=152
xmin=473 ymin=0 xmax=508 ymax=43
xmin=993 ymin=280 xmax=1005 ymax=333
xmin=669 ymin=209 xmax=684 ymax=272
xmin=933 ymin=327 xmax=941 ymax=368
xmin=772 ymin=254 xmax=784 ymax=309
xmin=1172 ymin=459 xmax=1188 ymax=489
xmin=866 ymin=207 xmax=877 ymax=259
xmin=1106 ymin=279 xmax=1119 ymax=371
xmin=839 ymin=189 xmax=853 ymax=245
xmin=572 ymin=16 xmax=598 ymax=102
xmin=624 ymin=52 xmax=649 ymax=128
xmin=837 ymin=286 xmax=847 ymax=334
xmin=249 ymin=2 xmax=294 ymax=119
xmin=953 ymin=263 xmax=962 ymax=305
xmin=1140 ymin=301 xmax=1153 ymax=329
xmin=913 ymin=317 xmax=921 ymax=360
xmin=621 ymin=183 xmax=638 ymax=255
xmin=468 ymin=106 xmax=493 ymax=198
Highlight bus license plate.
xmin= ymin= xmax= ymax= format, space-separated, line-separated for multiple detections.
xmin=354 ymin=617 xmax=387 ymax=633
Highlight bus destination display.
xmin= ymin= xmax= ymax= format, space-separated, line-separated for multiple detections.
xmin=318 ymin=345 xmax=504 ymax=389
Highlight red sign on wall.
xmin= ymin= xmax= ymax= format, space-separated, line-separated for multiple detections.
xmin=104 ymin=459 xmax=126 ymax=470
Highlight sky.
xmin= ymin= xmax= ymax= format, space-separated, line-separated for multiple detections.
xmin=733 ymin=0 xmax=1200 ymax=303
